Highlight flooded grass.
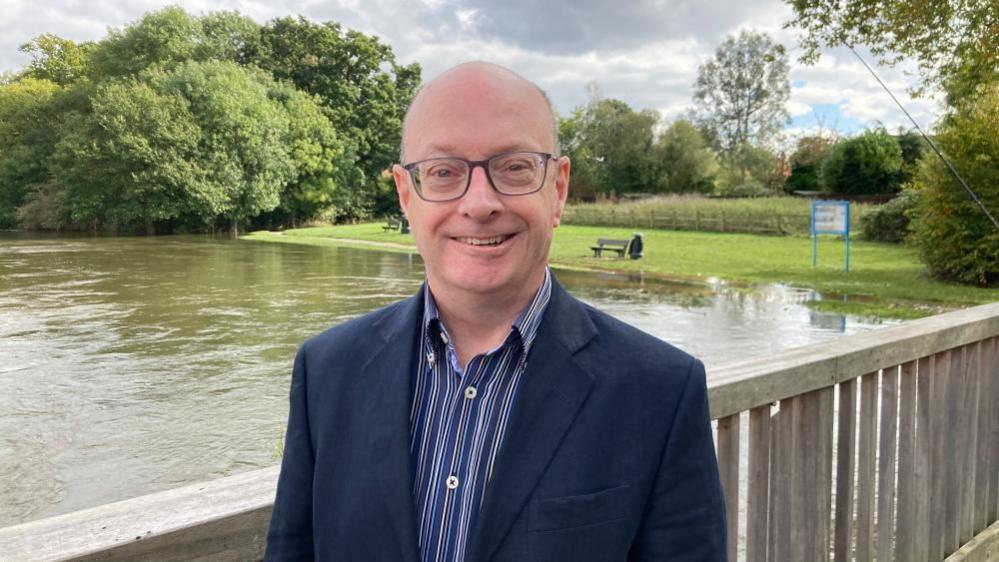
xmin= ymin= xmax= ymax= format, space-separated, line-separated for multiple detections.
xmin=246 ymin=223 xmax=999 ymax=318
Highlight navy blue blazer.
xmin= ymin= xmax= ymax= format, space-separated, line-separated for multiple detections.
xmin=265 ymin=277 xmax=726 ymax=561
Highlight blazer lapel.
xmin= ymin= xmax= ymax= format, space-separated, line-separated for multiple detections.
xmin=357 ymin=293 xmax=424 ymax=562
xmin=466 ymin=278 xmax=598 ymax=562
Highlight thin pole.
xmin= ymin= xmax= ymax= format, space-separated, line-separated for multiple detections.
xmin=848 ymin=46 xmax=999 ymax=231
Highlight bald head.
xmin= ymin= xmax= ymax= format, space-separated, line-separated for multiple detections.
xmin=399 ymin=61 xmax=560 ymax=163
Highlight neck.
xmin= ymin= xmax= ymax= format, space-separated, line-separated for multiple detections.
xmin=429 ymin=269 xmax=546 ymax=368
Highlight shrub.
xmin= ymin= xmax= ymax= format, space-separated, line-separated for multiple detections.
xmin=859 ymin=189 xmax=919 ymax=242
xmin=910 ymin=85 xmax=999 ymax=285
xmin=715 ymin=178 xmax=769 ymax=198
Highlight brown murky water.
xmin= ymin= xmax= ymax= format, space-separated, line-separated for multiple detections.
xmin=0 ymin=233 xmax=894 ymax=526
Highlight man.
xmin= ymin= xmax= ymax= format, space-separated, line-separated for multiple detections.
xmin=266 ymin=62 xmax=726 ymax=561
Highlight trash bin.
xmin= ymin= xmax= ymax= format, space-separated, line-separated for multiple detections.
xmin=628 ymin=233 xmax=643 ymax=260
xmin=400 ymin=216 xmax=410 ymax=234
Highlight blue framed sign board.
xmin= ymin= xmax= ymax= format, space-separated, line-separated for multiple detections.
xmin=811 ymin=200 xmax=851 ymax=272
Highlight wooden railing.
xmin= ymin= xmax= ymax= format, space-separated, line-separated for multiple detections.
xmin=710 ymin=302 xmax=999 ymax=562
xmin=1 ymin=302 xmax=997 ymax=561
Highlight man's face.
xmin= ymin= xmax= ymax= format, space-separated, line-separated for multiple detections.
xmin=393 ymin=66 xmax=569 ymax=302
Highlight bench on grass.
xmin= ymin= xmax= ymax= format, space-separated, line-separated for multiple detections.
xmin=590 ymin=238 xmax=630 ymax=258
xmin=382 ymin=216 xmax=402 ymax=232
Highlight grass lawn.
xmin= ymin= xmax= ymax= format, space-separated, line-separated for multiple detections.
xmin=243 ymin=223 xmax=999 ymax=319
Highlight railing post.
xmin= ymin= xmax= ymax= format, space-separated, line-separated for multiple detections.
xmin=747 ymin=405 xmax=771 ymax=562
xmin=717 ymin=414 xmax=740 ymax=562
xmin=834 ymin=379 xmax=857 ymax=562
xmin=877 ymin=365 xmax=900 ymax=562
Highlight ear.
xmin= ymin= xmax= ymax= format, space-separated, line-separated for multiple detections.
xmin=551 ymin=156 xmax=570 ymax=227
xmin=392 ymin=164 xmax=412 ymax=216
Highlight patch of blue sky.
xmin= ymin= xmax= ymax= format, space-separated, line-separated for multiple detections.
xmin=789 ymin=103 xmax=866 ymax=135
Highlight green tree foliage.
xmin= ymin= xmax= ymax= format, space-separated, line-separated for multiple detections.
xmin=785 ymin=135 xmax=836 ymax=193
xmin=53 ymin=61 xmax=342 ymax=234
xmin=654 ymin=120 xmax=718 ymax=193
xmin=693 ymin=31 xmax=790 ymax=157
xmin=88 ymin=7 xmax=206 ymax=78
xmin=0 ymin=78 xmax=61 ymax=227
xmin=557 ymin=107 xmax=600 ymax=200
xmin=0 ymin=6 xmax=419 ymax=231
xmin=557 ymin=97 xmax=660 ymax=196
xmin=784 ymin=0 xmax=998 ymax=101
xmin=910 ymin=85 xmax=999 ymax=285
xmin=250 ymin=17 xmax=421 ymax=217
xmin=52 ymin=77 xmax=208 ymax=231
xmin=820 ymin=130 xmax=903 ymax=195
xmin=18 ymin=34 xmax=93 ymax=86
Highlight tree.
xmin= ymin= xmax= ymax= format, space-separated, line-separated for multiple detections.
xmin=0 ymin=78 xmax=61 ymax=227
xmin=52 ymin=61 xmax=342 ymax=234
xmin=910 ymin=84 xmax=999 ymax=285
xmin=653 ymin=120 xmax=718 ymax=193
xmin=18 ymin=34 xmax=93 ymax=86
xmin=88 ymin=7 xmax=207 ymax=79
xmin=819 ymin=129 xmax=903 ymax=195
xmin=52 ymin=78 xmax=206 ymax=232
xmin=785 ymin=134 xmax=836 ymax=193
xmin=784 ymin=0 xmax=998 ymax=101
xmin=693 ymin=31 xmax=790 ymax=159
xmin=557 ymin=97 xmax=660 ymax=196
xmin=250 ymin=17 xmax=421 ymax=212
xmin=557 ymin=107 xmax=600 ymax=201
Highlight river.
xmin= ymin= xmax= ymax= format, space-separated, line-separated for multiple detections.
xmin=0 ymin=233 xmax=895 ymax=526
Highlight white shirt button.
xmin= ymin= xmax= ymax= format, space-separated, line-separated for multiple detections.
xmin=440 ymin=331 xmax=449 ymax=344
xmin=446 ymin=475 xmax=459 ymax=489
xmin=427 ymin=351 xmax=435 ymax=364
xmin=464 ymin=386 xmax=477 ymax=399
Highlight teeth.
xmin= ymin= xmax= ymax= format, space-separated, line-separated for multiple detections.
xmin=457 ymin=235 xmax=509 ymax=246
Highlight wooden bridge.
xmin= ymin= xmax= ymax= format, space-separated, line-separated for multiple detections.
xmin=1 ymin=302 xmax=997 ymax=561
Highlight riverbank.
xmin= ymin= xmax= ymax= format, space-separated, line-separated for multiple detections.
xmin=243 ymin=223 xmax=999 ymax=319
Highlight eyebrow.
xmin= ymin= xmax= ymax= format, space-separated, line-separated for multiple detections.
xmin=422 ymin=142 xmax=541 ymax=159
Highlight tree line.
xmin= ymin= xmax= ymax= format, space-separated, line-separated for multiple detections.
xmin=0 ymin=7 xmax=420 ymax=234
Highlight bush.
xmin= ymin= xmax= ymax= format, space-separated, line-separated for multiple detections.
xmin=910 ymin=85 xmax=999 ymax=285
xmin=821 ymin=129 xmax=903 ymax=195
xmin=714 ymin=178 xmax=769 ymax=198
xmin=859 ymin=190 xmax=919 ymax=242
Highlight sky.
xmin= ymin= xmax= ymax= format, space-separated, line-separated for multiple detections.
xmin=0 ymin=0 xmax=943 ymax=145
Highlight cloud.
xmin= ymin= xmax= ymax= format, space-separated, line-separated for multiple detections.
xmin=0 ymin=0 xmax=946 ymax=138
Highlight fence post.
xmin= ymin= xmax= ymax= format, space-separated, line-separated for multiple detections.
xmin=721 ymin=210 xmax=727 ymax=232
xmin=695 ymin=210 xmax=700 ymax=231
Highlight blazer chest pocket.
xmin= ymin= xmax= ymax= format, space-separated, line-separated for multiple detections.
xmin=528 ymin=484 xmax=631 ymax=532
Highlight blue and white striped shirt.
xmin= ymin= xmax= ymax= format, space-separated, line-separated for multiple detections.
xmin=409 ymin=269 xmax=552 ymax=562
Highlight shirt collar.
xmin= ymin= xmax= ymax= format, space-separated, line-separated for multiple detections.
xmin=422 ymin=268 xmax=552 ymax=356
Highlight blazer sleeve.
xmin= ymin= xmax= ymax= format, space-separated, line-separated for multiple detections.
xmin=628 ymin=359 xmax=728 ymax=561
xmin=265 ymin=345 xmax=316 ymax=561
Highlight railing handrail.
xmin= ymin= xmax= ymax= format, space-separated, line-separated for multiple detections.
xmin=708 ymin=301 xmax=999 ymax=419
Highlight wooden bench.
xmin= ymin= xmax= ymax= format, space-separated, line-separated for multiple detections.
xmin=382 ymin=216 xmax=401 ymax=232
xmin=590 ymin=238 xmax=630 ymax=258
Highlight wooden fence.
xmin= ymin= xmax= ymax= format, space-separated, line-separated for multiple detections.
xmin=563 ymin=208 xmax=814 ymax=235
xmin=1 ymin=303 xmax=998 ymax=561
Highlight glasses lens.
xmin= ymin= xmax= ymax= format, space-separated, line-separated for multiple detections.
xmin=413 ymin=158 xmax=468 ymax=201
xmin=489 ymin=152 xmax=546 ymax=194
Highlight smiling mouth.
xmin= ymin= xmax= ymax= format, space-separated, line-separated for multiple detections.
xmin=454 ymin=234 xmax=513 ymax=247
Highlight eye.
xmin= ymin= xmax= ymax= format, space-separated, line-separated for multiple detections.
xmin=422 ymin=162 xmax=464 ymax=180
xmin=495 ymin=155 xmax=537 ymax=173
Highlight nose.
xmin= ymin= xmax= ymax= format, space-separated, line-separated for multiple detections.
xmin=457 ymin=164 xmax=503 ymax=221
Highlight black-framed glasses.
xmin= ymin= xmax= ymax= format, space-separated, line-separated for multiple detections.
xmin=402 ymin=151 xmax=553 ymax=202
